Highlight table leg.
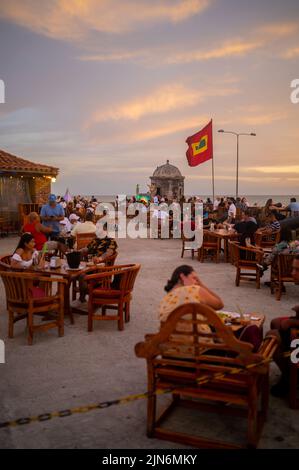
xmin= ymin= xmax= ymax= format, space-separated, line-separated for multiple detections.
xmin=64 ymin=281 xmax=74 ymax=324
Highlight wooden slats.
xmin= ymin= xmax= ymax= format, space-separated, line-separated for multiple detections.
xmin=135 ymin=302 xmax=279 ymax=448
xmin=0 ymin=271 xmax=66 ymax=345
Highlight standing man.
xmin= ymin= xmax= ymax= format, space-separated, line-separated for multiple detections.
xmin=40 ymin=194 xmax=65 ymax=239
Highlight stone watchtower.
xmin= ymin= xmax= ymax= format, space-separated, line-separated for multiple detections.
xmin=150 ymin=160 xmax=184 ymax=200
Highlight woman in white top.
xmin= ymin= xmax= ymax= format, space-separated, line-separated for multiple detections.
xmin=11 ymin=233 xmax=41 ymax=269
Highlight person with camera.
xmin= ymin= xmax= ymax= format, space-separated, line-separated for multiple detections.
xmin=40 ymin=194 xmax=65 ymax=239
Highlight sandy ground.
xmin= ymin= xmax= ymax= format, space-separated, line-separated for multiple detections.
xmin=0 ymin=235 xmax=298 ymax=449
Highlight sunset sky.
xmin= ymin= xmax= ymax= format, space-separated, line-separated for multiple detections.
xmin=0 ymin=0 xmax=298 ymax=196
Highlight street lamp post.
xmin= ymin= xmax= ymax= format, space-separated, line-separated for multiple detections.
xmin=218 ymin=130 xmax=256 ymax=199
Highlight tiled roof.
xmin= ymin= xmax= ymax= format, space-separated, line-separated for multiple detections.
xmin=0 ymin=149 xmax=59 ymax=176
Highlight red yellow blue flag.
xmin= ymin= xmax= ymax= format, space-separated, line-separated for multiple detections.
xmin=186 ymin=120 xmax=213 ymax=167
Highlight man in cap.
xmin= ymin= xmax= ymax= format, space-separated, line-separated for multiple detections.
xmin=40 ymin=194 xmax=65 ymax=239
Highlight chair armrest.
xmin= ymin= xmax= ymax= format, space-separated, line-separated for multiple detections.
xmin=85 ymin=269 xmax=122 ymax=283
xmin=257 ymin=334 xmax=279 ymax=361
xmin=238 ymin=245 xmax=263 ymax=254
xmin=290 ymin=328 xmax=299 ymax=341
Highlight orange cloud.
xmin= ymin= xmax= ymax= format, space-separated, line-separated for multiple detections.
xmin=256 ymin=22 xmax=298 ymax=38
xmin=166 ymin=40 xmax=262 ymax=64
xmin=86 ymin=83 xmax=239 ymax=125
xmin=129 ymin=116 xmax=209 ymax=141
xmin=246 ymin=165 xmax=299 ymax=174
xmin=0 ymin=0 xmax=211 ymax=39
xmin=283 ymin=47 xmax=299 ymax=59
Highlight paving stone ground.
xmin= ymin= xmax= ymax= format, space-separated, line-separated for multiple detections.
xmin=0 ymin=235 xmax=298 ymax=449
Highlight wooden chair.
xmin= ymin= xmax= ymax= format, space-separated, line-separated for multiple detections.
xmin=198 ymin=231 xmax=220 ymax=263
xmin=181 ymin=234 xmax=196 ymax=259
xmin=270 ymin=253 xmax=296 ymax=300
xmin=0 ymin=271 xmax=67 ymax=345
xmin=229 ymin=241 xmax=264 ymax=289
xmin=289 ymin=328 xmax=299 ymax=409
xmin=85 ymin=263 xmax=140 ymax=331
xmin=254 ymin=230 xmax=280 ymax=249
xmin=71 ymin=252 xmax=118 ymax=301
xmin=0 ymin=254 xmax=12 ymax=271
xmin=135 ymin=303 xmax=278 ymax=448
xmin=76 ymin=232 xmax=96 ymax=250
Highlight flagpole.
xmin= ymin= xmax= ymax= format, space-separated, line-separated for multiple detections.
xmin=211 ymin=119 xmax=214 ymax=203
xmin=211 ymin=153 xmax=215 ymax=203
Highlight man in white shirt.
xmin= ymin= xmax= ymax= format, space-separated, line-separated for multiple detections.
xmin=228 ymin=198 xmax=236 ymax=220
xmin=213 ymin=197 xmax=221 ymax=211
xmin=71 ymin=212 xmax=97 ymax=237
xmin=286 ymin=198 xmax=299 ymax=217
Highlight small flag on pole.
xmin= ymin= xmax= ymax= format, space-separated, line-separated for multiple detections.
xmin=185 ymin=120 xmax=213 ymax=167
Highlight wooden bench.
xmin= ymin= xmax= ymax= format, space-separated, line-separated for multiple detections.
xmin=135 ymin=303 xmax=278 ymax=448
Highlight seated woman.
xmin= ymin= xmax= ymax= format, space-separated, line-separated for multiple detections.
xmin=11 ymin=233 xmax=44 ymax=269
xmin=269 ymin=255 xmax=299 ymax=397
xmin=159 ymin=265 xmax=263 ymax=352
xmin=160 ymin=265 xmax=224 ymax=320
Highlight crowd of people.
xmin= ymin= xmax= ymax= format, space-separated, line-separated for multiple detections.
xmin=3 ymin=192 xmax=299 ymax=405
xmin=11 ymin=194 xmax=117 ymax=271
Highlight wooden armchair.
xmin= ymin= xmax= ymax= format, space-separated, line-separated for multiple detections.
xmin=229 ymin=241 xmax=264 ymax=289
xmin=71 ymin=252 xmax=118 ymax=301
xmin=135 ymin=303 xmax=278 ymax=449
xmin=0 ymin=271 xmax=67 ymax=345
xmin=254 ymin=230 xmax=280 ymax=249
xmin=290 ymin=328 xmax=299 ymax=409
xmin=85 ymin=263 xmax=140 ymax=331
xmin=198 ymin=231 xmax=221 ymax=263
xmin=270 ymin=253 xmax=297 ymax=300
xmin=0 ymin=254 xmax=12 ymax=271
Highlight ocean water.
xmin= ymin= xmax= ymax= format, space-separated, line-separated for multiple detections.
xmin=86 ymin=195 xmax=299 ymax=206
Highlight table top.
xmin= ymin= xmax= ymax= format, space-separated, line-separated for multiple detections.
xmin=31 ymin=261 xmax=103 ymax=279
xmin=217 ymin=311 xmax=265 ymax=332
xmin=206 ymin=229 xmax=239 ymax=239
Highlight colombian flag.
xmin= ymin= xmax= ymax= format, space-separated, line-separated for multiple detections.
xmin=186 ymin=120 xmax=213 ymax=167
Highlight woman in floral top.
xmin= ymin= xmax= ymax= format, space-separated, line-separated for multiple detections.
xmin=159 ymin=265 xmax=223 ymax=323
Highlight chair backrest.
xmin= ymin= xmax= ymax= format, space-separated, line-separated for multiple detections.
xmin=228 ymin=241 xmax=262 ymax=265
xmin=104 ymin=252 xmax=118 ymax=267
xmin=86 ymin=264 xmax=140 ymax=291
xmin=118 ymin=264 xmax=141 ymax=292
xmin=0 ymin=254 xmax=12 ymax=271
xmin=278 ymin=253 xmax=297 ymax=278
xmin=0 ymin=270 xmax=32 ymax=302
xmin=255 ymin=230 xmax=280 ymax=248
xmin=76 ymin=232 xmax=96 ymax=249
xmin=181 ymin=234 xmax=195 ymax=243
xmin=0 ymin=270 xmax=65 ymax=303
xmin=135 ymin=303 xmax=263 ymax=370
xmin=203 ymin=231 xmax=219 ymax=245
